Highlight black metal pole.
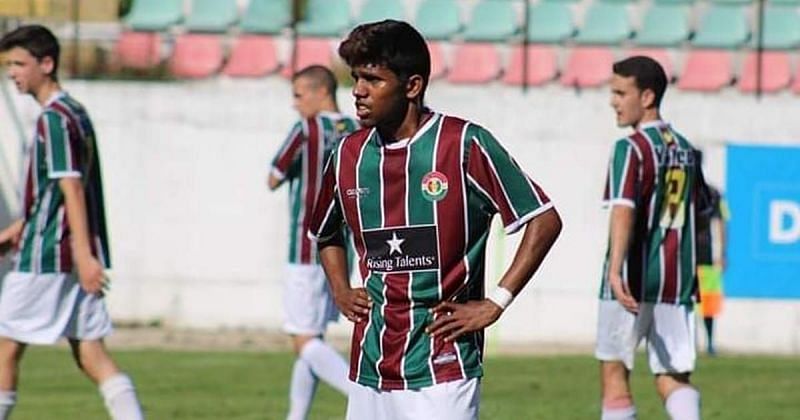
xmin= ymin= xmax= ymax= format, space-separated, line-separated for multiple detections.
xmin=522 ymin=0 xmax=530 ymax=93
xmin=755 ymin=0 xmax=765 ymax=100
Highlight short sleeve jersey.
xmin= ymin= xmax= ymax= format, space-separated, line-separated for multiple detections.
xmin=270 ymin=112 xmax=359 ymax=265
xmin=600 ymin=120 xmax=705 ymax=305
xmin=15 ymin=92 xmax=110 ymax=273
xmin=308 ymin=113 xmax=553 ymax=390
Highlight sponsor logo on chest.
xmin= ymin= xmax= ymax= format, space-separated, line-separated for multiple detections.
xmin=363 ymin=226 xmax=439 ymax=273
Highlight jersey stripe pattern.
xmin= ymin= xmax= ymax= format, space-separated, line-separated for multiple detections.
xmin=271 ymin=112 xmax=359 ymax=264
xmin=15 ymin=93 xmax=110 ymax=273
xmin=309 ymin=113 xmax=553 ymax=390
xmin=601 ymin=121 xmax=703 ymax=305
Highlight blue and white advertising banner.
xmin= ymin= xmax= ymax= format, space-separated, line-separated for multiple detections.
xmin=726 ymin=144 xmax=800 ymax=299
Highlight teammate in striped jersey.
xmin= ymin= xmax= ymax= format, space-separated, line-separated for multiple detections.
xmin=308 ymin=20 xmax=562 ymax=419
xmin=0 ymin=25 xmax=143 ymax=420
xmin=268 ymin=65 xmax=359 ymax=420
xmin=596 ymin=56 xmax=710 ymax=420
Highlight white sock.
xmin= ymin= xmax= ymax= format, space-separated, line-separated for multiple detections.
xmin=287 ymin=359 xmax=318 ymax=420
xmin=0 ymin=391 xmax=16 ymax=420
xmin=300 ymin=338 xmax=350 ymax=395
xmin=601 ymin=405 xmax=637 ymax=420
xmin=99 ymin=374 xmax=144 ymax=420
xmin=665 ymin=386 xmax=701 ymax=420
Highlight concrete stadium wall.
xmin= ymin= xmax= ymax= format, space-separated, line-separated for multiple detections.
xmin=1 ymin=78 xmax=798 ymax=354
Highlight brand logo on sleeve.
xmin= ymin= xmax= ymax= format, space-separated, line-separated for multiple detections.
xmin=421 ymin=171 xmax=449 ymax=202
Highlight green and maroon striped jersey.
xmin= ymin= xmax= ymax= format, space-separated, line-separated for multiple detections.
xmin=15 ymin=92 xmax=110 ymax=273
xmin=309 ymin=113 xmax=553 ymax=390
xmin=271 ymin=112 xmax=359 ymax=265
xmin=600 ymin=120 xmax=705 ymax=305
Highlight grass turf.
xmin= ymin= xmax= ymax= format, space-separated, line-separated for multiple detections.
xmin=10 ymin=347 xmax=800 ymax=419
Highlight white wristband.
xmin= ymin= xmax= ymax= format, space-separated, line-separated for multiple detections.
xmin=487 ymin=286 xmax=514 ymax=310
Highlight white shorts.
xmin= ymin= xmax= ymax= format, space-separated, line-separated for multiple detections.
xmin=0 ymin=272 xmax=113 ymax=345
xmin=347 ymin=378 xmax=480 ymax=420
xmin=282 ymin=264 xmax=338 ymax=336
xmin=595 ymin=300 xmax=696 ymax=374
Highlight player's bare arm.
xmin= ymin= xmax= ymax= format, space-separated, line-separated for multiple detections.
xmin=0 ymin=219 xmax=24 ymax=256
xmin=59 ymin=178 xmax=106 ymax=294
xmin=319 ymin=243 xmax=372 ymax=323
xmin=428 ymin=208 xmax=562 ymax=342
xmin=267 ymin=174 xmax=282 ymax=191
xmin=607 ymin=205 xmax=638 ymax=313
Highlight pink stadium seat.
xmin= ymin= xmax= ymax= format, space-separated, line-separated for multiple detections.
xmin=794 ymin=72 xmax=800 ymax=94
xmin=281 ymin=37 xmax=333 ymax=78
xmin=115 ymin=31 xmax=161 ymax=70
xmin=738 ymin=51 xmax=792 ymax=93
xmin=446 ymin=43 xmax=501 ymax=84
xmin=559 ymin=47 xmax=614 ymax=88
xmin=626 ymin=48 xmax=675 ymax=81
xmin=168 ymin=34 xmax=223 ymax=79
xmin=677 ymin=50 xmax=732 ymax=92
xmin=222 ymin=35 xmax=280 ymax=77
xmin=428 ymin=41 xmax=447 ymax=80
xmin=502 ymin=45 xmax=558 ymax=87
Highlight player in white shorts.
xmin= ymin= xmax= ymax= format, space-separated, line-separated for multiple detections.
xmin=0 ymin=25 xmax=143 ymax=419
xmin=268 ymin=65 xmax=359 ymax=420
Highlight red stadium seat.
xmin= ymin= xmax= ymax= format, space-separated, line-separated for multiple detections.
xmin=677 ymin=50 xmax=732 ymax=92
xmin=559 ymin=47 xmax=614 ymax=88
xmin=446 ymin=43 xmax=501 ymax=84
xmin=281 ymin=37 xmax=333 ymax=78
xmin=626 ymin=48 xmax=675 ymax=80
xmin=795 ymin=71 xmax=800 ymax=94
xmin=115 ymin=31 xmax=161 ymax=70
xmin=168 ymin=34 xmax=224 ymax=79
xmin=738 ymin=51 xmax=792 ymax=93
xmin=502 ymin=45 xmax=558 ymax=87
xmin=428 ymin=41 xmax=447 ymax=80
xmin=222 ymin=35 xmax=280 ymax=78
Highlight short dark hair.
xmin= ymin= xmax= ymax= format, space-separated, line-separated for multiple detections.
xmin=0 ymin=24 xmax=60 ymax=80
xmin=293 ymin=65 xmax=337 ymax=98
xmin=338 ymin=20 xmax=430 ymax=99
xmin=613 ymin=56 xmax=667 ymax=108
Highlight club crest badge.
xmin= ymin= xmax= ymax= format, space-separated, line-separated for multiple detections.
xmin=421 ymin=171 xmax=449 ymax=202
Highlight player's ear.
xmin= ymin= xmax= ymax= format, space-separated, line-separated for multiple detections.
xmin=39 ymin=55 xmax=56 ymax=78
xmin=405 ymin=74 xmax=424 ymax=101
xmin=641 ymin=88 xmax=656 ymax=109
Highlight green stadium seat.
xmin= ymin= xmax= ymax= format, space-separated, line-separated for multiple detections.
xmin=125 ymin=0 xmax=183 ymax=31
xmin=634 ymin=5 xmax=690 ymax=47
xmin=653 ymin=0 xmax=695 ymax=4
xmin=574 ymin=3 xmax=631 ymax=45
xmin=692 ymin=6 xmax=750 ymax=49
xmin=463 ymin=0 xmax=519 ymax=42
xmin=526 ymin=2 xmax=574 ymax=44
xmin=295 ymin=0 xmax=351 ymax=37
xmin=240 ymin=0 xmax=291 ymax=34
xmin=738 ymin=51 xmax=792 ymax=93
xmin=760 ymin=6 xmax=800 ymax=49
xmin=185 ymin=0 xmax=238 ymax=33
xmin=709 ymin=0 xmax=751 ymax=5
xmin=770 ymin=0 xmax=800 ymax=5
xmin=357 ymin=0 xmax=405 ymax=23
xmin=415 ymin=0 xmax=461 ymax=40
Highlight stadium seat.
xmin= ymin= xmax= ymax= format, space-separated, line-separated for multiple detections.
xmin=185 ymin=0 xmax=238 ymax=33
xmin=240 ymin=0 xmax=292 ymax=34
xmin=771 ymin=0 xmax=800 ymax=5
xmin=115 ymin=31 xmax=162 ymax=70
xmin=168 ymin=34 xmax=224 ymax=79
xmin=626 ymin=48 xmax=675 ymax=80
xmin=358 ymin=0 xmax=405 ymax=23
xmin=415 ymin=0 xmax=461 ymax=40
xmin=709 ymin=0 xmax=751 ymax=5
xmin=634 ymin=4 xmax=690 ymax=47
xmin=574 ymin=3 xmax=631 ymax=45
xmin=653 ymin=0 xmax=694 ymax=4
xmin=462 ymin=0 xmax=519 ymax=42
xmin=794 ymin=72 xmax=800 ymax=94
xmin=560 ymin=47 xmax=614 ymax=88
xmin=295 ymin=0 xmax=351 ymax=37
xmin=761 ymin=6 xmax=800 ymax=50
xmin=428 ymin=42 xmax=448 ymax=80
xmin=124 ymin=0 xmax=183 ymax=31
xmin=0 ymin=0 xmax=30 ymax=17
xmin=222 ymin=35 xmax=280 ymax=77
xmin=502 ymin=45 xmax=558 ymax=87
xmin=447 ymin=43 xmax=501 ymax=84
xmin=738 ymin=51 xmax=792 ymax=93
xmin=692 ymin=6 xmax=750 ymax=49
xmin=526 ymin=2 xmax=574 ymax=44
xmin=281 ymin=38 xmax=333 ymax=78
xmin=677 ymin=50 xmax=733 ymax=91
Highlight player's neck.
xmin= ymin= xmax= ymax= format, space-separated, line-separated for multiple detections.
xmin=33 ymin=79 xmax=62 ymax=107
xmin=378 ymin=102 xmax=429 ymax=144
xmin=634 ymin=110 xmax=662 ymax=130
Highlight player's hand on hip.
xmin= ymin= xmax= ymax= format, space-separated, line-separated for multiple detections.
xmin=426 ymin=300 xmax=502 ymax=343
xmin=609 ymin=272 xmax=638 ymax=313
xmin=76 ymin=256 xmax=107 ymax=295
xmin=334 ymin=287 xmax=372 ymax=323
xmin=0 ymin=220 xmax=24 ymax=257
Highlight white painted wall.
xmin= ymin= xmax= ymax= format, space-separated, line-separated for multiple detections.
xmin=1 ymin=78 xmax=798 ymax=354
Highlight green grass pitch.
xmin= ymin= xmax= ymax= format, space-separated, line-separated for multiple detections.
xmin=10 ymin=347 xmax=799 ymax=419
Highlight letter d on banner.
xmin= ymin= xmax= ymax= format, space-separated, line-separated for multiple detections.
xmin=769 ymin=200 xmax=800 ymax=244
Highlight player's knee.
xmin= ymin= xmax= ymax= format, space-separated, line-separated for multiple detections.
xmin=291 ymin=335 xmax=317 ymax=355
xmin=655 ymin=373 xmax=692 ymax=398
